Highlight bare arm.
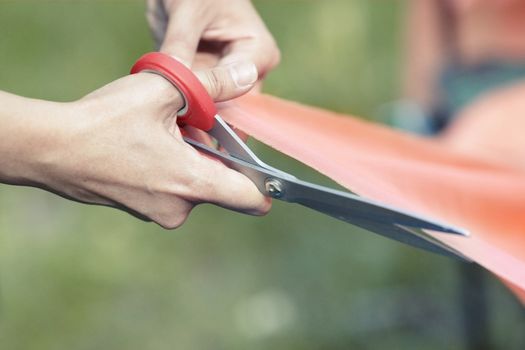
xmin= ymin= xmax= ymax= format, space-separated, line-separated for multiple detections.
xmin=0 ymin=64 xmax=270 ymax=228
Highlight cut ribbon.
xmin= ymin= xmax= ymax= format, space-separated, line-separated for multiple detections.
xmin=218 ymin=93 xmax=525 ymax=304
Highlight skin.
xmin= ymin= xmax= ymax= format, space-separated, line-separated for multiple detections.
xmin=0 ymin=0 xmax=282 ymax=228
xmin=403 ymin=0 xmax=525 ymax=113
xmin=147 ymin=0 xmax=280 ymax=75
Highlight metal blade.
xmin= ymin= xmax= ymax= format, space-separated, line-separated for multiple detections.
xmin=395 ymin=225 xmax=471 ymax=261
xmin=184 ymin=138 xmax=469 ymax=257
xmin=282 ymin=180 xmax=470 ymax=259
xmin=207 ymin=115 xmax=297 ymax=179
xmin=279 ymin=177 xmax=468 ymax=235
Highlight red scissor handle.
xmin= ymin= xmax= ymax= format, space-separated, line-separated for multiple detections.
xmin=130 ymin=52 xmax=216 ymax=131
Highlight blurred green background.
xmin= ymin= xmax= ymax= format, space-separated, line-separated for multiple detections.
xmin=0 ymin=1 xmax=524 ymax=349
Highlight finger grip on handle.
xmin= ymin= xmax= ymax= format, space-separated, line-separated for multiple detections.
xmin=130 ymin=52 xmax=216 ymax=131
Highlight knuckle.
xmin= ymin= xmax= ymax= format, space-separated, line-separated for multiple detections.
xmin=258 ymin=39 xmax=281 ymax=75
xmin=246 ymin=197 xmax=272 ymax=216
xmin=246 ymin=189 xmax=273 ymax=216
xmin=266 ymin=37 xmax=281 ymax=67
xmin=271 ymin=45 xmax=282 ymax=67
xmin=156 ymin=212 xmax=188 ymax=230
xmin=205 ymin=70 xmax=225 ymax=99
xmin=152 ymin=201 xmax=193 ymax=230
xmin=258 ymin=198 xmax=272 ymax=215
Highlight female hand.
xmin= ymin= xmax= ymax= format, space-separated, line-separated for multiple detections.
xmin=0 ymin=62 xmax=270 ymax=228
xmin=146 ymin=0 xmax=280 ymax=77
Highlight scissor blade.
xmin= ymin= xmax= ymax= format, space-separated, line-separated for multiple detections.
xmin=280 ymin=180 xmax=470 ymax=259
xmin=395 ymin=224 xmax=471 ymax=261
xmin=330 ymin=217 xmax=470 ymax=260
xmin=208 ymin=115 xmax=297 ymax=179
xmin=184 ymin=138 xmax=469 ymax=257
xmin=279 ymin=177 xmax=468 ymax=235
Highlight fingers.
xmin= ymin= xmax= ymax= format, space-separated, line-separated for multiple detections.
xmin=144 ymin=141 xmax=270 ymax=231
xmin=218 ymin=38 xmax=281 ymax=79
xmin=157 ymin=4 xmax=207 ymax=65
xmin=190 ymin=152 xmax=272 ymax=216
xmin=146 ymin=0 xmax=169 ymax=50
xmin=195 ymin=61 xmax=258 ymax=102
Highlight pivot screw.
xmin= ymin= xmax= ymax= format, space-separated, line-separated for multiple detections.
xmin=265 ymin=178 xmax=284 ymax=198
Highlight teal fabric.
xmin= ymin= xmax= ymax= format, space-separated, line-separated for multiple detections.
xmin=382 ymin=61 xmax=525 ymax=135
xmin=438 ymin=61 xmax=525 ymax=117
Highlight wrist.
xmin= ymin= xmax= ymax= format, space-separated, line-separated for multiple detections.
xmin=0 ymin=92 xmax=75 ymax=188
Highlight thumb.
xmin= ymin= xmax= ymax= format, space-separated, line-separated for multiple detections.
xmin=195 ymin=61 xmax=258 ymax=102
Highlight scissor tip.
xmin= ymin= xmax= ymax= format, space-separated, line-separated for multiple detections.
xmin=441 ymin=226 xmax=470 ymax=237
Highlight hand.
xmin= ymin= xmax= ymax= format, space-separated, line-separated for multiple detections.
xmin=0 ymin=62 xmax=270 ymax=228
xmin=146 ymin=0 xmax=280 ymax=77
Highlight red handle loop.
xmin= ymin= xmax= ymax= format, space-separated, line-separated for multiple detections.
xmin=130 ymin=52 xmax=216 ymax=131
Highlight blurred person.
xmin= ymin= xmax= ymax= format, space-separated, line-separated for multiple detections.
xmin=0 ymin=0 xmax=281 ymax=228
xmin=400 ymin=0 xmax=525 ymax=134
xmin=397 ymin=1 xmax=525 ymax=348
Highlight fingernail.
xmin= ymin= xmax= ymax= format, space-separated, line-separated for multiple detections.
xmin=229 ymin=61 xmax=258 ymax=88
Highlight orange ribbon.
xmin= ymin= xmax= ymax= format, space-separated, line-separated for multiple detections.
xmin=219 ymin=93 xmax=525 ymax=304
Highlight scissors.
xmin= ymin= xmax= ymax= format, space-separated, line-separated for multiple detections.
xmin=130 ymin=52 xmax=470 ymax=261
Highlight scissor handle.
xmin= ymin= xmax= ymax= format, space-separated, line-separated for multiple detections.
xmin=130 ymin=52 xmax=216 ymax=131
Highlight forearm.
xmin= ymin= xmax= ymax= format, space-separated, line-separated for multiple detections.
xmin=0 ymin=91 xmax=70 ymax=187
